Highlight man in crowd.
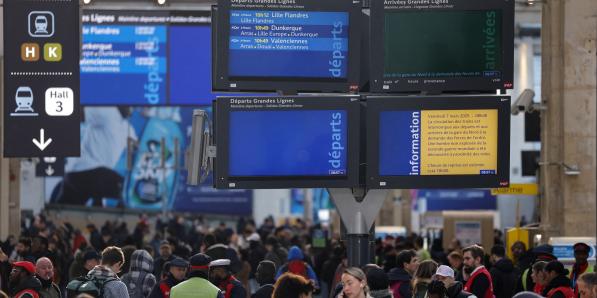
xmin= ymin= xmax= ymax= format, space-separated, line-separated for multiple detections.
xmin=209 ymin=259 xmax=245 ymax=298
xmin=8 ymin=261 xmax=41 ymax=298
xmin=463 ymin=245 xmax=494 ymax=298
xmin=252 ymin=260 xmax=276 ymax=298
xmin=68 ymin=249 xmax=101 ymax=280
xmin=154 ymin=240 xmax=176 ymax=278
xmin=489 ymin=245 xmax=517 ymax=298
xmin=35 ymin=257 xmax=61 ymax=298
xmin=86 ymin=246 xmax=130 ymax=297
xmin=170 ymin=254 xmax=222 ymax=298
xmin=433 ymin=265 xmax=475 ymax=298
xmin=388 ymin=249 xmax=418 ymax=298
xmin=570 ymin=242 xmax=594 ymax=296
xmin=150 ymin=257 xmax=189 ymax=298
xmin=10 ymin=238 xmax=35 ymax=263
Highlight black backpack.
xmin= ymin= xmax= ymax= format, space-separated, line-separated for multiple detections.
xmin=66 ymin=275 xmax=117 ymax=298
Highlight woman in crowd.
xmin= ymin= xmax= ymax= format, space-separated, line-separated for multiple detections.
xmin=413 ymin=260 xmax=439 ymax=298
xmin=272 ymin=272 xmax=315 ymax=298
xmin=339 ymin=267 xmax=372 ymax=298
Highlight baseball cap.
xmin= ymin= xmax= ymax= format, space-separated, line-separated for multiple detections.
xmin=13 ymin=261 xmax=36 ymax=274
xmin=189 ymin=253 xmax=211 ymax=270
xmin=433 ymin=265 xmax=455 ymax=279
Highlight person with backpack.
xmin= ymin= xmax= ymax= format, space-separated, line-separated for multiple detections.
xmin=275 ymin=246 xmax=319 ymax=289
xmin=70 ymin=246 xmax=129 ymax=297
xmin=149 ymin=258 xmax=189 ymax=298
xmin=542 ymin=261 xmax=575 ymax=298
xmin=8 ymin=261 xmax=41 ymax=298
xmin=122 ymin=250 xmax=157 ymax=298
xmin=170 ymin=254 xmax=222 ymax=298
xmin=388 ymin=249 xmax=418 ymax=298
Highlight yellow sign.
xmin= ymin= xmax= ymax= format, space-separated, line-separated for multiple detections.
xmin=491 ymin=183 xmax=538 ymax=195
xmin=421 ymin=109 xmax=498 ymax=175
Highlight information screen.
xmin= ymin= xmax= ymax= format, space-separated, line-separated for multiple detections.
xmin=80 ymin=10 xmax=212 ymax=105
xmin=379 ymin=109 xmax=498 ymax=176
xmin=214 ymin=96 xmax=360 ymax=189
xmin=229 ymin=110 xmax=347 ymax=176
xmin=367 ymin=95 xmax=510 ymax=189
xmin=384 ymin=10 xmax=502 ymax=80
xmin=228 ymin=10 xmax=349 ymax=79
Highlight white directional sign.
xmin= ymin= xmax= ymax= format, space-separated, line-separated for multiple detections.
xmin=3 ymin=0 xmax=80 ymax=157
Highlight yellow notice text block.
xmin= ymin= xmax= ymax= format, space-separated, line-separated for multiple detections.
xmin=491 ymin=183 xmax=538 ymax=196
xmin=420 ymin=109 xmax=498 ymax=175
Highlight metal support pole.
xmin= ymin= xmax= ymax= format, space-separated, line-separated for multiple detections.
xmin=328 ymin=188 xmax=389 ymax=267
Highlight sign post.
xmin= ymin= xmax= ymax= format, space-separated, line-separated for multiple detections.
xmin=3 ymin=0 xmax=80 ymax=157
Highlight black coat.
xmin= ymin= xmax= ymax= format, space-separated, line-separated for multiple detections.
xmin=251 ymin=284 xmax=273 ymax=298
xmin=490 ymin=258 xmax=518 ymax=298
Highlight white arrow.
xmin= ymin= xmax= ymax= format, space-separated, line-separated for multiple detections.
xmin=45 ymin=165 xmax=54 ymax=176
xmin=32 ymin=129 xmax=52 ymax=151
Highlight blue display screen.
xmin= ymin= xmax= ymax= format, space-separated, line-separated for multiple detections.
xmin=228 ymin=110 xmax=347 ymax=176
xmin=81 ymin=22 xmax=213 ymax=105
xmin=379 ymin=111 xmax=419 ymax=176
xmin=81 ymin=25 xmax=168 ymax=105
xmin=228 ymin=10 xmax=349 ymax=79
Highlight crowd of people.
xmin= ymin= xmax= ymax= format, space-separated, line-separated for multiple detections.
xmin=0 ymin=213 xmax=596 ymax=298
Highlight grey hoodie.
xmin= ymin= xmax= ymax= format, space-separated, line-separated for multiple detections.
xmin=122 ymin=250 xmax=156 ymax=298
xmin=87 ymin=265 xmax=130 ymax=298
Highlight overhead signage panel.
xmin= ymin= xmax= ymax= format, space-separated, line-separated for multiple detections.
xmin=3 ymin=0 xmax=80 ymax=157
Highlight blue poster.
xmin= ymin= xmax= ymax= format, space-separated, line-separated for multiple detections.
xmin=48 ymin=107 xmax=252 ymax=215
xmin=379 ymin=110 xmax=420 ymax=176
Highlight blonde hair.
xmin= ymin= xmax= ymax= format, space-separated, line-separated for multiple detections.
xmin=343 ymin=267 xmax=369 ymax=294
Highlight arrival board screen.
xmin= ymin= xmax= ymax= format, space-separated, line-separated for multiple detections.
xmin=228 ymin=10 xmax=349 ymax=79
xmin=384 ymin=10 xmax=502 ymax=79
xmin=379 ymin=109 xmax=498 ymax=176
xmin=80 ymin=11 xmax=212 ymax=105
xmin=229 ymin=110 xmax=347 ymax=176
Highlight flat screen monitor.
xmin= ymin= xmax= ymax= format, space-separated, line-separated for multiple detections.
xmin=81 ymin=10 xmax=213 ymax=105
xmin=212 ymin=0 xmax=361 ymax=93
xmin=367 ymin=95 xmax=510 ymax=189
xmin=370 ymin=0 xmax=514 ymax=93
xmin=214 ymin=96 xmax=360 ymax=189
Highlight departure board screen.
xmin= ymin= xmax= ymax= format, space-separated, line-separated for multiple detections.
xmin=214 ymin=95 xmax=360 ymax=189
xmin=80 ymin=10 xmax=212 ymax=105
xmin=229 ymin=110 xmax=348 ymax=176
xmin=228 ymin=10 xmax=349 ymax=79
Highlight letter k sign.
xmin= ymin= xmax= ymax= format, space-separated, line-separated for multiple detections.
xmin=43 ymin=43 xmax=62 ymax=62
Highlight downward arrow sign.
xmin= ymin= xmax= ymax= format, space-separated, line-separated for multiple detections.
xmin=45 ymin=165 xmax=54 ymax=176
xmin=32 ymin=129 xmax=52 ymax=151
